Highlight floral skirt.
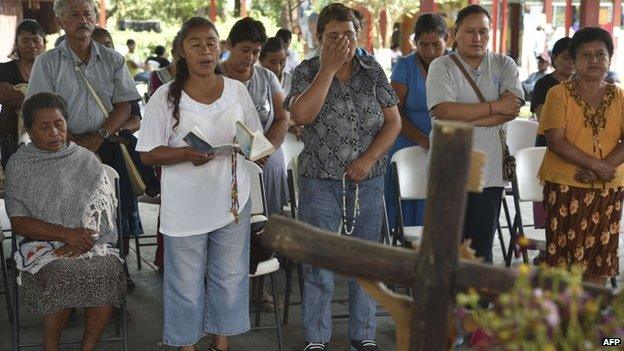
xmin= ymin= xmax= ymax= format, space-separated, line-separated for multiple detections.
xmin=544 ymin=181 xmax=623 ymax=278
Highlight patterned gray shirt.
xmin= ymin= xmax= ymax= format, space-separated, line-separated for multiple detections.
xmin=284 ymin=55 xmax=398 ymax=180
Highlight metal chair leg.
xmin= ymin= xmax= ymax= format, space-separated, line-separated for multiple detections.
xmin=611 ymin=277 xmax=618 ymax=289
xmin=496 ymin=221 xmax=508 ymax=264
xmin=254 ymin=276 xmax=264 ymax=328
xmin=282 ymin=260 xmax=292 ymax=325
xmin=270 ymin=273 xmax=285 ymax=351
xmin=134 ymin=236 xmax=142 ymax=270
xmin=1 ymin=237 xmax=13 ymax=322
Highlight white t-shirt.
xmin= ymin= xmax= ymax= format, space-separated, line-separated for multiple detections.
xmin=136 ymin=77 xmax=262 ymax=236
xmin=284 ymin=49 xmax=300 ymax=74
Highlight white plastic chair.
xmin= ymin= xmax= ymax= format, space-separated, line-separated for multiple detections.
xmin=244 ymin=160 xmax=284 ymax=351
xmin=11 ymin=164 xmax=129 ymax=350
xmin=281 ymin=133 xmax=304 ymax=168
xmin=390 ymin=146 xmax=428 ymax=245
xmin=246 ymin=161 xmax=269 ymax=224
xmin=505 ymin=147 xmax=546 ymax=267
xmin=506 ymin=118 xmax=539 ymax=155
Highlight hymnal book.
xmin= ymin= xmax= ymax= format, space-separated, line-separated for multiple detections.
xmin=183 ymin=122 xmax=275 ymax=161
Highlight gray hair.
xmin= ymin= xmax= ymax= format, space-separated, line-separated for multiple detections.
xmin=53 ymin=0 xmax=96 ymax=18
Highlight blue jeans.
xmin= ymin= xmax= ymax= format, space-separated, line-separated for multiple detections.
xmin=298 ymin=176 xmax=384 ymax=343
xmin=162 ymin=202 xmax=251 ymax=347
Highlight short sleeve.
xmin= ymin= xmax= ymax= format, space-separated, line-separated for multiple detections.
xmin=390 ymin=56 xmax=408 ymax=84
xmin=136 ymin=87 xmax=171 ymax=152
xmin=238 ymin=84 xmax=263 ymax=134
xmin=538 ymin=85 xmax=566 ymax=133
xmin=499 ymin=55 xmax=524 ymax=102
xmin=530 ymin=76 xmax=550 ymax=112
xmin=112 ymin=54 xmax=141 ymax=104
xmin=426 ymin=58 xmax=457 ymax=110
xmin=282 ymin=61 xmax=314 ymax=111
xmin=267 ymin=69 xmax=284 ymax=96
xmin=370 ymin=60 xmax=398 ymax=108
xmin=26 ymin=55 xmax=55 ymax=98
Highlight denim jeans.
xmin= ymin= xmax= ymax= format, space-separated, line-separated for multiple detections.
xmin=162 ymin=201 xmax=251 ymax=347
xmin=298 ymin=176 xmax=384 ymax=343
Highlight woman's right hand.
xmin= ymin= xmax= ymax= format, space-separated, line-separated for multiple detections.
xmin=589 ymin=160 xmax=616 ymax=181
xmin=184 ymin=147 xmax=215 ymax=167
xmin=492 ymin=92 xmax=521 ymax=116
xmin=63 ymin=228 xmax=96 ymax=252
xmin=319 ymin=35 xmax=351 ymax=75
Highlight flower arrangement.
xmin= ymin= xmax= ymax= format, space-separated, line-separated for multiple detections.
xmin=456 ymin=265 xmax=624 ymax=351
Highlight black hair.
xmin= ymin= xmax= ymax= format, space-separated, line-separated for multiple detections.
xmin=12 ymin=19 xmax=46 ymax=59
xmin=550 ymin=37 xmax=571 ymax=60
xmin=22 ymin=92 xmax=68 ymax=129
xmin=275 ymin=28 xmax=292 ymax=44
xmin=154 ymin=45 xmax=166 ymax=56
xmin=413 ymin=13 xmax=448 ymax=41
xmin=317 ymin=3 xmax=358 ymax=36
xmin=92 ymin=27 xmax=113 ymax=48
xmin=568 ymin=27 xmax=614 ymax=60
xmin=168 ymin=17 xmax=220 ymax=130
xmin=352 ymin=9 xmax=363 ymax=31
xmin=227 ymin=17 xmax=267 ymax=47
xmin=126 ymin=39 xmax=135 ymax=46
xmin=260 ymin=37 xmax=286 ymax=60
xmin=454 ymin=4 xmax=491 ymax=30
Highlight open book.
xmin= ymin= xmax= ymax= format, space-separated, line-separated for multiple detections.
xmin=183 ymin=121 xmax=275 ymax=162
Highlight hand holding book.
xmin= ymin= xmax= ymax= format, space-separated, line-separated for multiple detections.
xmin=183 ymin=122 xmax=275 ymax=162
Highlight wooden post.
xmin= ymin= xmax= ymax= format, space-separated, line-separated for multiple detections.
xmin=544 ymin=0 xmax=553 ymax=23
xmin=509 ymin=3 xmax=521 ymax=61
xmin=210 ymin=0 xmax=217 ymax=22
xmin=580 ymin=0 xmax=600 ymax=27
xmin=615 ymin=0 xmax=623 ymax=27
xmin=410 ymin=122 xmax=473 ymax=351
xmin=241 ymin=0 xmax=247 ymax=17
xmin=420 ymin=0 xmax=435 ymax=13
xmin=565 ymin=0 xmax=572 ymax=36
xmin=500 ymin=0 xmax=508 ymax=54
xmin=491 ymin=0 xmax=499 ymax=53
xmin=98 ymin=0 xmax=106 ymax=27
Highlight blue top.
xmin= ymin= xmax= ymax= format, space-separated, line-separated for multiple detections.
xmin=390 ymin=52 xmax=431 ymax=147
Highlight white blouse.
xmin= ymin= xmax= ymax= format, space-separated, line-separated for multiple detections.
xmin=137 ymin=77 xmax=262 ymax=236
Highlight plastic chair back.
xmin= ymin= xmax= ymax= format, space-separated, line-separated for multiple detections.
xmin=246 ymin=160 xmax=267 ymax=217
xmin=391 ymin=146 xmax=428 ymax=200
xmin=282 ymin=133 xmax=304 ymax=168
xmin=507 ymin=118 xmax=538 ymax=155
xmin=515 ymin=147 xmax=546 ymax=202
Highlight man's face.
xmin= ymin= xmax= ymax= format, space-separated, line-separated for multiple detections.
xmin=58 ymin=0 xmax=96 ymax=41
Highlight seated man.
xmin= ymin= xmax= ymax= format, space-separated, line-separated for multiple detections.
xmin=5 ymin=92 xmax=126 ymax=351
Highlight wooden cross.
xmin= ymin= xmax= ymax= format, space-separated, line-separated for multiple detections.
xmin=262 ymin=121 xmax=616 ymax=351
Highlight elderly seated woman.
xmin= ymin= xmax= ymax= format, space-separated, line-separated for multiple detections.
xmin=5 ymin=92 xmax=126 ymax=351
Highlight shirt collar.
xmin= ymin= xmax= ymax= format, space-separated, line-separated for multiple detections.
xmin=60 ymin=38 xmax=101 ymax=67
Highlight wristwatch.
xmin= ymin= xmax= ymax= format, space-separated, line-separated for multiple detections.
xmin=97 ymin=128 xmax=110 ymax=140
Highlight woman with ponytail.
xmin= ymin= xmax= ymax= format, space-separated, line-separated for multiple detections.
xmin=137 ymin=17 xmax=263 ymax=351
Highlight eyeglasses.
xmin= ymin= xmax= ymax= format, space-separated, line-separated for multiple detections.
xmin=323 ymin=31 xmax=357 ymax=42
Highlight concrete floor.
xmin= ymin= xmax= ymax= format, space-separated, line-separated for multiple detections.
xmin=1 ymin=196 xmax=623 ymax=351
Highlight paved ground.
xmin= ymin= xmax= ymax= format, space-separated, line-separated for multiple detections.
xmin=1 ymin=196 xmax=622 ymax=350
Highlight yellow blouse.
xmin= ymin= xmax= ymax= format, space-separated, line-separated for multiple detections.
xmin=538 ymin=82 xmax=624 ymax=189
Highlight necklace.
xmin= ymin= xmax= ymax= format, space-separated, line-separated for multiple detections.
xmin=341 ymin=172 xmax=360 ymax=235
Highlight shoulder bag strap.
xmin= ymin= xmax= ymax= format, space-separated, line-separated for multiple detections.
xmin=74 ymin=65 xmax=110 ymax=117
xmin=449 ymin=54 xmax=486 ymax=103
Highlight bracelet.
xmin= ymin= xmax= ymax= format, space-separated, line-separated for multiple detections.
xmin=487 ymin=103 xmax=493 ymax=116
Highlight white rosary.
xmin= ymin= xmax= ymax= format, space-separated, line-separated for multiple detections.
xmin=341 ymin=172 xmax=360 ymax=235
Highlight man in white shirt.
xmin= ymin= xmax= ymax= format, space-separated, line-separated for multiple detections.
xmin=276 ymin=28 xmax=300 ymax=73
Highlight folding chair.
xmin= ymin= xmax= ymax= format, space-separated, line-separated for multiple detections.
xmin=11 ymin=165 xmax=128 ymax=350
xmin=505 ymin=147 xmax=546 ymax=267
xmin=504 ymin=148 xmax=619 ymax=288
xmin=390 ymin=146 xmax=428 ymax=246
xmin=246 ymin=161 xmax=285 ymax=351
xmin=499 ymin=118 xmax=539 ymax=261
